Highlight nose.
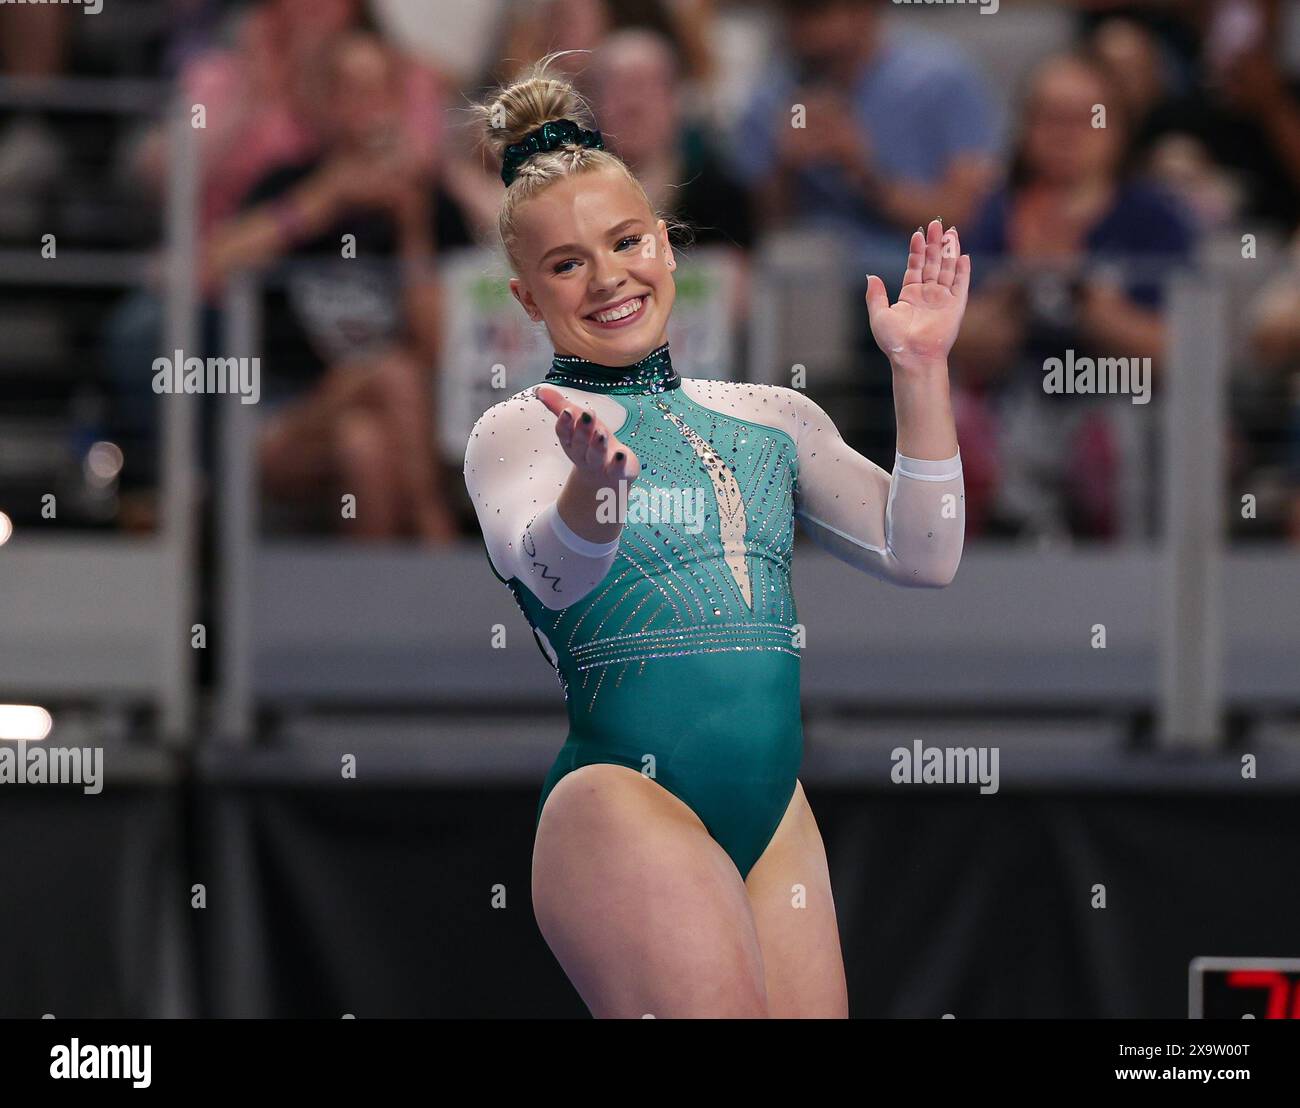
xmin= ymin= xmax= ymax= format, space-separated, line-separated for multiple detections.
xmin=589 ymin=256 xmax=629 ymax=298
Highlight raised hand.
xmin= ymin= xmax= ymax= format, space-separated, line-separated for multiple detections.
xmin=534 ymin=385 xmax=640 ymax=486
xmin=866 ymin=219 xmax=971 ymax=372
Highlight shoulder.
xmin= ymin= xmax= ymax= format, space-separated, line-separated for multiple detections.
xmin=463 ymin=384 xmax=626 ymax=470
xmin=464 ymin=386 xmax=549 ymax=466
xmin=680 ymin=379 xmax=833 ymax=446
xmin=468 ymin=384 xmax=542 ymax=427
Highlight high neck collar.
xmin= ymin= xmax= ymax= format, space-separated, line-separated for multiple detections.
xmin=545 ymin=343 xmax=679 ymax=395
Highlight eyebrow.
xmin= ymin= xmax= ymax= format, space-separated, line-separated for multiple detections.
xmin=538 ymin=218 xmax=646 ymax=267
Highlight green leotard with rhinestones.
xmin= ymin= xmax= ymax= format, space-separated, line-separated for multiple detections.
xmin=513 ymin=346 xmax=802 ymax=879
xmin=467 ymin=341 xmax=965 ymax=878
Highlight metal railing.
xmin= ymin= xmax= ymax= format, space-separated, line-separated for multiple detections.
xmin=0 ymin=84 xmax=197 ymax=745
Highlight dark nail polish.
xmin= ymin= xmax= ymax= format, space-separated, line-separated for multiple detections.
xmin=614 ymin=451 xmax=625 ymax=461
xmin=580 ymin=412 xmax=592 ymax=424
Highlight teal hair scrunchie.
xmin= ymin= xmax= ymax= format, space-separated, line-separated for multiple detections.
xmin=500 ymin=118 xmax=605 ymax=186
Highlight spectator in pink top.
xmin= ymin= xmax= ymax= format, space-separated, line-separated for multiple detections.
xmin=132 ymin=0 xmax=448 ymax=234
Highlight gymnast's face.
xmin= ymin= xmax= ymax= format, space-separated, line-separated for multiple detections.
xmin=509 ymin=167 xmax=676 ymax=366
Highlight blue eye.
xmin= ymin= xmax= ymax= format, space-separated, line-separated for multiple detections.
xmin=551 ymin=234 xmax=644 ymax=275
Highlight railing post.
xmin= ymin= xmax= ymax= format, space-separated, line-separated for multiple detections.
xmin=158 ymin=95 xmax=200 ymax=744
xmin=1159 ymin=275 xmax=1227 ymax=749
xmin=215 ymin=274 xmax=260 ymax=746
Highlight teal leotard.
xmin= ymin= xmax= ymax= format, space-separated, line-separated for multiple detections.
xmin=470 ymin=338 xmax=967 ymax=876
xmin=494 ymin=345 xmax=804 ymax=879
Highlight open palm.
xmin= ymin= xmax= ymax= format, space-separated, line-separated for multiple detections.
xmin=866 ymin=219 xmax=970 ymax=370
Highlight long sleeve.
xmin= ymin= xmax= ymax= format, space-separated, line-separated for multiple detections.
xmin=785 ymin=388 xmax=965 ymax=587
xmin=463 ymin=388 xmax=622 ymax=610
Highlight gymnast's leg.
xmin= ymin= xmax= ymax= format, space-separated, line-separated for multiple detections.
xmin=532 ymin=763 xmax=770 ymax=1018
xmin=745 ymin=781 xmax=849 ymax=1018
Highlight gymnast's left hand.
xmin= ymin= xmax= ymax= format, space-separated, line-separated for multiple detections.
xmin=866 ymin=219 xmax=970 ymax=374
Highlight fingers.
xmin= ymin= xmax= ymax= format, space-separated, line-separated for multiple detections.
xmin=554 ymin=407 xmax=578 ymax=452
xmin=902 ymin=227 xmax=925 ymax=288
xmin=616 ymin=444 xmax=642 ymax=481
xmin=535 ymin=387 xmax=627 ymax=475
xmin=536 ymin=387 xmax=591 ymax=457
xmin=903 ymin=221 xmax=969 ymax=295
xmin=938 ymin=225 xmax=960 ymax=288
xmin=864 ymin=273 xmax=890 ymax=327
xmin=535 ymin=385 xmax=593 ymax=452
xmin=534 ymin=385 xmax=570 ymax=418
xmin=563 ymin=407 xmax=599 ymax=463
xmin=579 ymin=416 xmax=613 ymax=470
xmin=574 ymin=414 xmax=637 ymax=481
xmin=921 ymin=218 xmax=943 ymax=283
xmin=605 ymin=443 xmax=639 ymax=483
xmin=953 ymin=253 xmax=972 ymax=305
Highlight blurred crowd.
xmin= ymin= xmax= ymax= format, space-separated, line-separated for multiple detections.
xmin=2 ymin=0 xmax=1300 ymax=543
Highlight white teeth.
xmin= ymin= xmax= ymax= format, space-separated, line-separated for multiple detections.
xmin=592 ymin=297 xmax=642 ymax=323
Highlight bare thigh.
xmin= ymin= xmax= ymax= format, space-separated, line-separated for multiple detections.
xmin=532 ymin=764 xmax=770 ymax=1018
xmin=745 ymin=781 xmax=848 ymax=1017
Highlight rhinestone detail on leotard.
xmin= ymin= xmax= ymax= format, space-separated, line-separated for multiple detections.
xmin=545 ymin=342 xmax=679 ymax=394
xmin=509 ymin=351 xmax=800 ymax=713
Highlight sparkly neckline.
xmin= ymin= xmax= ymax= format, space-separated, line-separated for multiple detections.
xmin=545 ymin=343 xmax=679 ymax=394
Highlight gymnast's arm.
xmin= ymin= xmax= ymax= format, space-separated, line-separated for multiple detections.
xmin=462 ymin=388 xmax=632 ymax=610
xmin=786 ymin=387 xmax=964 ymax=588
xmin=786 ymin=218 xmax=970 ymax=586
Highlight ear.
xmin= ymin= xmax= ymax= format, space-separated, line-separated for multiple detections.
xmin=658 ymin=219 xmax=676 ymax=269
xmin=509 ymin=276 xmax=543 ymax=322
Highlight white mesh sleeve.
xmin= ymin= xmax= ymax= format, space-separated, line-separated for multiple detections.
xmin=463 ymin=388 xmax=622 ymax=610
xmin=784 ymin=388 xmax=965 ymax=587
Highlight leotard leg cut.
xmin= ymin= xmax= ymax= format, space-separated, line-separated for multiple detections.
xmin=537 ymin=646 xmax=803 ymax=880
xmin=526 ymin=351 xmax=802 ymax=879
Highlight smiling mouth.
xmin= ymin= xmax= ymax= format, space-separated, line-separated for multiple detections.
xmin=586 ymin=294 xmax=649 ymax=326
